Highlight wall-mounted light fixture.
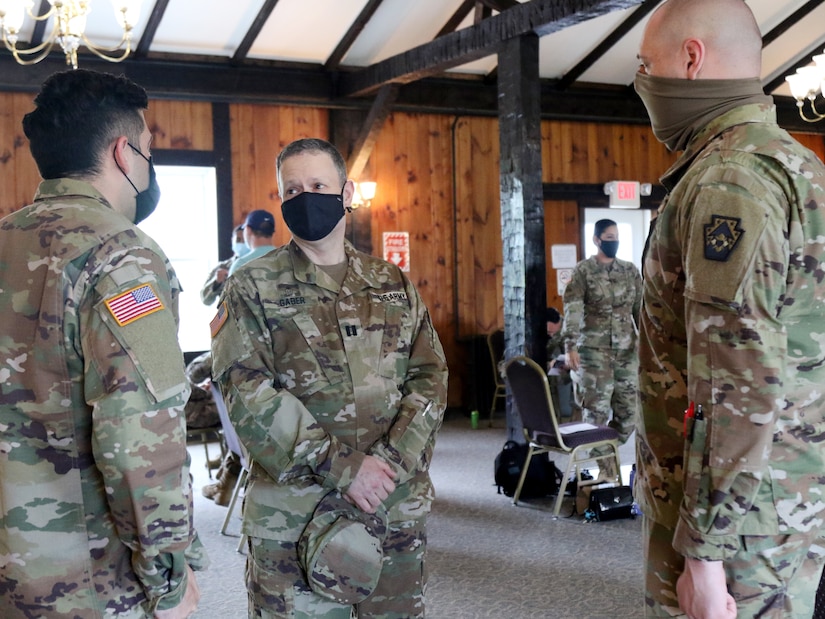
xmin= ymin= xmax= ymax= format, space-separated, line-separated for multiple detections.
xmin=785 ymin=52 xmax=825 ymax=123
xmin=351 ymin=181 xmax=377 ymax=209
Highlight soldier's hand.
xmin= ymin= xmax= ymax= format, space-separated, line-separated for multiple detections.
xmin=215 ymin=267 xmax=229 ymax=284
xmin=676 ymin=558 xmax=736 ymax=619
xmin=155 ymin=565 xmax=201 ymax=619
xmin=566 ymin=350 xmax=580 ymax=371
xmin=345 ymin=455 xmax=396 ymax=514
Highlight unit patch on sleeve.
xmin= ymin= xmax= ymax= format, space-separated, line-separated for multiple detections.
xmin=105 ymin=283 xmax=164 ymax=326
xmin=704 ymin=214 xmax=744 ymax=262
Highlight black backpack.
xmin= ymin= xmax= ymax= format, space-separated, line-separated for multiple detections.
xmin=494 ymin=440 xmax=560 ymax=498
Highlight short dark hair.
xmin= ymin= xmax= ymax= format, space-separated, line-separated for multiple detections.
xmin=594 ymin=219 xmax=617 ymax=238
xmin=22 ymin=69 xmax=148 ymax=180
xmin=276 ymin=138 xmax=347 ymax=189
xmin=545 ymin=307 xmax=561 ymax=324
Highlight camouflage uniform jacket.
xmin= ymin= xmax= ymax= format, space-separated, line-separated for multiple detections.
xmin=211 ymin=240 xmax=448 ymax=541
xmin=562 ymin=255 xmax=642 ymax=353
xmin=0 ymin=179 xmax=207 ymax=618
xmin=200 ymin=255 xmax=236 ymax=305
xmin=637 ymin=103 xmax=825 ymax=562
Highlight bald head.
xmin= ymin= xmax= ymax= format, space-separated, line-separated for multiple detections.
xmin=641 ymin=0 xmax=762 ymax=79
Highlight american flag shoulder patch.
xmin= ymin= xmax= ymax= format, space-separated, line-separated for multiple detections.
xmin=105 ymin=283 xmax=165 ymax=327
xmin=210 ymin=301 xmax=228 ymax=338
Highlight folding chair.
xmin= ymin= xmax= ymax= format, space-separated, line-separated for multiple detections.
xmin=504 ymin=355 xmax=622 ymax=516
xmin=487 ymin=328 xmax=506 ymax=425
xmin=212 ymin=386 xmax=251 ymax=553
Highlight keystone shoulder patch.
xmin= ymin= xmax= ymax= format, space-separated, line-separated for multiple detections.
xmin=704 ymin=214 xmax=744 ymax=262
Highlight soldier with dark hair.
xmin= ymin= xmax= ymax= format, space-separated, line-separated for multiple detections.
xmin=211 ymin=138 xmax=448 ymax=618
xmin=636 ymin=0 xmax=825 ymax=616
xmin=0 ymin=69 xmax=205 ymax=618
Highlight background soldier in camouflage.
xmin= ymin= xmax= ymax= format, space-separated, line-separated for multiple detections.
xmin=562 ymin=219 xmax=642 ymax=477
xmin=184 ymin=351 xmax=220 ymax=429
xmin=545 ymin=306 xmax=574 ymax=419
xmin=635 ymin=1 xmax=825 ymax=617
xmin=211 ymin=138 xmax=448 ymax=619
xmin=200 ymin=224 xmax=247 ymax=305
xmin=0 ymin=69 xmax=206 ymax=619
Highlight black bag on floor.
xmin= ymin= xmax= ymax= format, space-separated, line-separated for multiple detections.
xmin=494 ymin=440 xmax=560 ymax=498
xmin=588 ymin=485 xmax=634 ymax=521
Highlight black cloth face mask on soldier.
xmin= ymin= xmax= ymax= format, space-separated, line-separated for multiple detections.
xmin=115 ymin=142 xmax=161 ymax=224
xmin=281 ymin=185 xmax=346 ymax=242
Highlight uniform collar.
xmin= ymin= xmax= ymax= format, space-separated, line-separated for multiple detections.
xmin=33 ymin=177 xmax=113 ymax=210
xmin=289 ymin=239 xmax=381 ymax=294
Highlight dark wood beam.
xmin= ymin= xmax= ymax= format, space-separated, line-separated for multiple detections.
xmin=29 ymin=0 xmax=51 ymax=48
xmin=347 ymin=84 xmax=399 ymax=180
xmin=134 ymin=0 xmax=171 ymax=58
xmin=761 ymin=0 xmax=825 ymax=48
xmin=556 ymin=0 xmax=659 ymax=91
xmin=338 ymin=0 xmax=644 ymax=98
xmin=0 ymin=49 xmax=819 ymax=135
xmin=325 ymin=0 xmax=385 ymax=70
xmin=232 ymin=0 xmax=281 ymax=64
xmin=477 ymin=0 xmax=521 ymax=11
xmin=436 ymin=0 xmax=476 ymax=38
xmin=474 ymin=3 xmax=493 ymax=23
xmin=498 ymin=33 xmax=546 ymax=433
xmin=764 ymin=37 xmax=825 ymax=94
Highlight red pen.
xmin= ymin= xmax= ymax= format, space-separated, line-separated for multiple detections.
xmin=683 ymin=401 xmax=695 ymax=437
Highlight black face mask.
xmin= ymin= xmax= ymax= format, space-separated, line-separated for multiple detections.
xmin=116 ymin=143 xmax=161 ymax=224
xmin=600 ymin=240 xmax=619 ymax=259
xmin=281 ymin=190 xmax=345 ymax=242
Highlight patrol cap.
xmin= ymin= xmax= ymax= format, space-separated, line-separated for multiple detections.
xmin=297 ymin=491 xmax=388 ymax=604
xmin=243 ymin=209 xmax=275 ymax=236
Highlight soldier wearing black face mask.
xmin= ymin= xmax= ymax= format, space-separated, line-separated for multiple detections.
xmin=0 ymin=69 xmax=205 ymax=618
xmin=211 ymin=138 xmax=448 ymax=619
xmin=560 ymin=218 xmax=642 ymax=483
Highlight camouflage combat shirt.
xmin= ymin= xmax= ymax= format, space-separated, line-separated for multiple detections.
xmin=562 ymin=255 xmax=642 ymax=353
xmin=211 ymin=240 xmax=448 ymax=541
xmin=0 ymin=179 xmax=207 ymax=618
xmin=637 ymin=103 xmax=825 ymax=561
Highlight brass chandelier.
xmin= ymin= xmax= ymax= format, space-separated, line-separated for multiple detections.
xmin=785 ymin=51 xmax=825 ymax=123
xmin=0 ymin=0 xmax=142 ymax=69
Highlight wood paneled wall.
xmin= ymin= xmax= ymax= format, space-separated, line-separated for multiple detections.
xmin=0 ymin=92 xmax=40 ymax=220
xmin=146 ymin=100 xmax=213 ymax=151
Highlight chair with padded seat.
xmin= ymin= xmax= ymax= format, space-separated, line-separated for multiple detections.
xmin=486 ymin=328 xmax=506 ymax=426
xmin=504 ymin=355 xmax=622 ymax=516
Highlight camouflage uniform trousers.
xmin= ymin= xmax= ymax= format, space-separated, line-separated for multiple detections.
xmin=247 ymin=517 xmax=426 ymax=619
xmin=572 ymin=346 xmax=637 ymax=443
xmin=644 ymin=517 xmax=825 ymax=618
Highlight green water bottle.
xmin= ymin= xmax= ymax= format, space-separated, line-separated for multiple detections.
xmin=470 ymin=410 xmax=479 ymax=429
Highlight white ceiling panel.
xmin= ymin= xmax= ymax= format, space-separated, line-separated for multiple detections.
xmin=248 ymin=0 xmax=366 ymax=63
xmin=150 ymin=0 xmax=262 ymax=57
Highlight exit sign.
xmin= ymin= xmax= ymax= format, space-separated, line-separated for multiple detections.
xmin=604 ymin=180 xmax=641 ymax=208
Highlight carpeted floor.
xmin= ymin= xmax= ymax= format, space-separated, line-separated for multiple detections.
xmin=187 ymin=412 xmax=643 ymax=618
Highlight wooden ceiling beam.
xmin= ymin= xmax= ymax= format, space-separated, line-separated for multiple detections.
xmin=337 ymin=0 xmax=645 ymax=98
xmin=135 ymin=0 xmax=171 ymax=58
xmin=474 ymin=3 xmax=493 ymax=23
xmin=29 ymin=0 xmax=51 ymax=48
xmin=761 ymin=0 xmax=825 ymax=48
xmin=436 ymin=0 xmax=476 ymax=38
xmin=556 ymin=0 xmax=660 ymax=91
xmin=347 ymin=84 xmax=399 ymax=180
xmin=325 ymin=0 xmax=386 ymax=70
xmin=477 ymin=0 xmax=521 ymax=12
xmin=232 ymin=0 xmax=281 ymax=65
